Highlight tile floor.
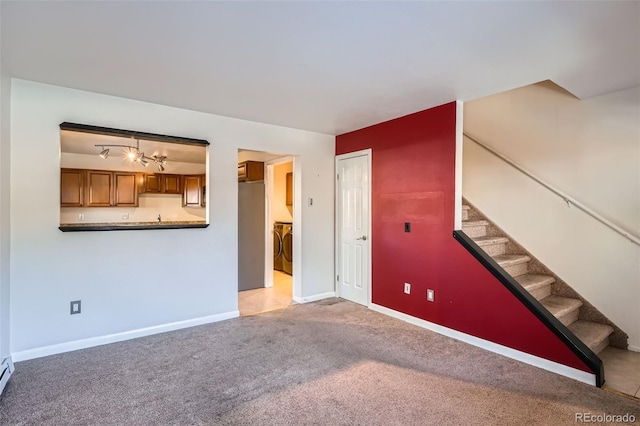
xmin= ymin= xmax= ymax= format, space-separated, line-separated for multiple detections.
xmin=600 ymin=346 xmax=640 ymax=398
xmin=238 ymin=271 xmax=293 ymax=316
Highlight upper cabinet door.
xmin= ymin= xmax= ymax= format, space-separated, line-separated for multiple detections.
xmin=183 ymin=175 xmax=202 ymax=207
xmin=144 ymin=174 xmax=162 ymax=193
xmin=61 ymin=169 xmax=84 ymax=207
xmin=85 ymin=170 xmax=113 ymax=207
xmin=238 ymin=161 xmax=264 ymax=182
xmin=114 ymin=172 xmax=138 ymax=207
xmin=162 ymin=174 xmax=182 ymax=194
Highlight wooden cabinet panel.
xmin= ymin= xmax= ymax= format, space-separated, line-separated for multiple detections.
xmin=143 ymin=173 xmax=182 ymax=194
xmin=144 ymin=174 xmax=162 ymax=193
xmin=162 ymin=174 xmax=182 ymax=194
xmin=114 ymin=173 xmax=138 ymax=206
xmin=238 ymin=161 xmax=264 ymax=182
xmin=201 ymin=174 xmax=206 ymax=207
xmin=183 ymin=175 xmax=202 ymax=207
xmin=61 ymin=169 xmax=84 ymax=207
xmin=85 ymin=170 xmax=112 ymax=207
xmin=286 ymin=172 xmax=293 ymax=206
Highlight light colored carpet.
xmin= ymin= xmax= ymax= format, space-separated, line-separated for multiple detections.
xmin=0 ymin=298 xmax=638 ymax=425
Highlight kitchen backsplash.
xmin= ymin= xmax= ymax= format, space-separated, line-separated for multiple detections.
xmin=60 ymin=193 xmax=206 ymax=224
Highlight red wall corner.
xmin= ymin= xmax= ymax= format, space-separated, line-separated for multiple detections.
xmin=336 ymin=102 xmax=590 ymax=373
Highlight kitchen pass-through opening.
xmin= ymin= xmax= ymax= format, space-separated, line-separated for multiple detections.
xmin=237 ymin=150 xmax=294 ymax=316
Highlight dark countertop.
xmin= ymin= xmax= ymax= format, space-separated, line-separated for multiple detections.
xmin=59 ymin=221 xmax=208 ymax=232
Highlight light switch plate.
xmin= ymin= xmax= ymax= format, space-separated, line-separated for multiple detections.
xmin=404 ymin=283 xmax=411 ymax=294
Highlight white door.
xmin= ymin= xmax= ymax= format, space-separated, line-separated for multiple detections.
xmin=336 ymin=152 xmax=370 ymax=306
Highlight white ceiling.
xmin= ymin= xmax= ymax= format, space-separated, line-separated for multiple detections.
xmin=61 ymin=130 xmax=206 ymax=164
xmin=2 ymin=2 xmax=638 ymax=135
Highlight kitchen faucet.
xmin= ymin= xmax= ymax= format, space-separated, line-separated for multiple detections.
xmin=157 ymin=214 xmax=161 ymax=224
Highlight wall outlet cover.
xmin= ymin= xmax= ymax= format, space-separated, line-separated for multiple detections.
xmin=427 ymin=289 xmax=435 ymax=302
xmin=70 ymin=300 xmax=81 ymax=315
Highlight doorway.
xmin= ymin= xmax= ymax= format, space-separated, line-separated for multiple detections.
xmin=237 ymin=150 xmax=295 ymax=316
xmin=335 ymin=149 xmax=372 ymax=306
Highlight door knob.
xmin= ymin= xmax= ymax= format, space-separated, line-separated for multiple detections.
xmin=356 ymin=236 xmax=367 ymax=241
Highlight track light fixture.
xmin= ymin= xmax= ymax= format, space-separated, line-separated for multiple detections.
xmin=99 ymin=147 xmax=110 ymax=159
xmin=95 ymin=139 xmax=168 ymax=170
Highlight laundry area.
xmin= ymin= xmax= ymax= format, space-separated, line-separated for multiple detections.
xmin=237 ymin=151 xmax=294 ymax=316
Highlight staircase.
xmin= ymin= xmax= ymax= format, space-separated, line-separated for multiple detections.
xmin=461 ymin=203 xmax=620 ymax=355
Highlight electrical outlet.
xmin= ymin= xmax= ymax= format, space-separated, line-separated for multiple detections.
xmin=78 ymin=214 xmax=84 ymax=221
xmin=427 ymin=289 xmax=435 ymax=302
xmin=404 ymin=282 xmax=411 ymax=294
xmin=70 ymin=300 xmax=81 ymax=315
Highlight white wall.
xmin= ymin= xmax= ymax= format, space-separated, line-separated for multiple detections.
xmin=0 ymin=7 xmax=11 ymax=360
xmin=463 ymin=82 xmax=640 ymax=349
xmin=272 ymin=162 xmax=293 ymax=223
xmin=10 ymin=79 xmax=335 ymax=358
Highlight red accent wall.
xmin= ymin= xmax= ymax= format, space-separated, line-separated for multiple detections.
xmin=336 ymin=102 xmax=590 ymax=372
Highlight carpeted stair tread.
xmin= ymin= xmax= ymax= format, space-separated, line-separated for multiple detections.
xmin=472 ymin=236 xmax=509 ymax=246
xmin=493 ymin=254 xmax=531 ymax=267
xmin=540 ymin=296 xmax=582 ymax=323
xmin=462 ymin=220 xmax=488 ymax=227
xmin=515 ymin=274 xmax=555 ymax=290
xmin=568 ymin=320 xmax=614 ymax=353
xmin=515 ymin=274 xmax=555 ymax=300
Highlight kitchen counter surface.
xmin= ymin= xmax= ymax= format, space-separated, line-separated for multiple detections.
xmin=59 ymin=221 xmax=208 ymax=232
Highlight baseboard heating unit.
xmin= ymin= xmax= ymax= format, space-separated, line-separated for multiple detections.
xmin=0 ymin=357 xmax=14 ymax=395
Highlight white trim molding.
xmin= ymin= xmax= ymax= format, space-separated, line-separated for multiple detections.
xmin=454 ymin=100 xmax=464 ymax=231
xmin=12 ymin=311 xmax=239 ymax=362
xmin=293 ymin=291 xmax=336 ymax=304
xmin=370 ymin=303 xmax=596 ymax=386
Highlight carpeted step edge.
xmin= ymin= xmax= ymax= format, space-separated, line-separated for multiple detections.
xmin=462 ymin=220 xmax=489 ymax=238
xmin=568 ymin=320 xmax=614 ymax=354
xmin=515 ymin=274 xmax=554 ymax=300
xmin=540 ymin=296 xmax=583 ymax=326
xmin=493 ymin=254 xmax=530 ymax=277
xmin=472 ymin=236 xmax=509 ymax=256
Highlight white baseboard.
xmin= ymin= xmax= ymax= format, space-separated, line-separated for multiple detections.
xmin=293 ymin=291 xmax=336 ymax=304
xmin=628 ymin=345 xmax=640 ymax=352
xmin=0 ymin=356 xmax=14 ymax=395
xmin=369 ymin=303 xmax=596 ymax=386
xmin=12 ymin=310 xmax=239 ymax=362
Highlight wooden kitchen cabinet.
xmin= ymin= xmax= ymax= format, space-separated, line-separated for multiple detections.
xmin=183 ymin=175 xmax=202 ymax=207
xmin=162 ymin=174 xmax=182 ymax=194
xmin=83 ymin=170 xmax=138 ymax=207
xmin=238 ymin=161 xmax=264 ymax=182
xmin=143 ymin=173 xmax=182 ymax=194
xmin=85 ymin=170 xmax=113 ymax=207
xmin=144 ymin=174 xmax=162 ymax=193
xmin=114 ymin=172 xmax=139 ymax=207
xmin=201 ymin=174 xmax=206 ymax=207
xmin=60 ymin=168 xmax=84 ymax=207
xmin=286 ymin=172 xmax=293 ymax=206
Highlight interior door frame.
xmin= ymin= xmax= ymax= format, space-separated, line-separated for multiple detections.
xmin=264 ymin=156 xmax=294 ymax=289
xmin=334 ymin=149 xmax=372 ymax=306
